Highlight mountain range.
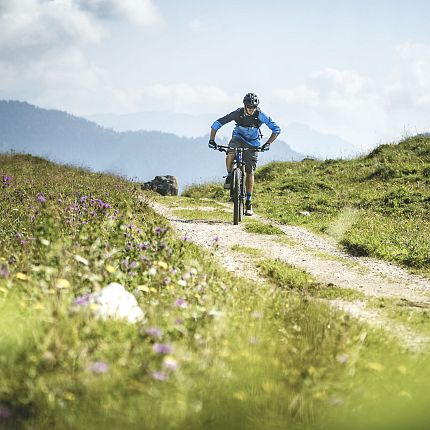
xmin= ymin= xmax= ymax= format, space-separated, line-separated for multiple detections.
xmin=88 ymin=111 xmax=359 ymax=159
xmin=0 ymin=100 xmax=304 ymax=190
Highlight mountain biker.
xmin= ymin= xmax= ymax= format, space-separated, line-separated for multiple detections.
xmin=208 ymin=92 xmax=281 ymax=216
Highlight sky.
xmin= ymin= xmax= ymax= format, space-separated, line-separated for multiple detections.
xmin=1 ymin=0 xmax=430 ymax=150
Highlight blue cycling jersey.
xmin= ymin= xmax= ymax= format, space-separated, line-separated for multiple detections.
xmin=211 ymin=108 xmax=281 ymax=147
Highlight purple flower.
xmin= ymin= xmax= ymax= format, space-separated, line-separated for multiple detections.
xmin=151 ymin=371 xmax=167 ymax=381
xmin=37 ymin=193 xmax=46 ymax=203
xmin=80 ymin=196 xmax=88 ymax=203
xmin=2 ymin=175 xmax=12 ymax=186
xmin=139 ymin=242 xmax=149 ymax=250
xmin=213 ymin=236 xmax=219 ymax=242
xmin=174 ymin=298 xmax=188 ymax=309
xmin=0 ymin=266 xmax=9 ymax=278
xmin=145 ymin=327 xmax=163 ymax=338
xmin=89 ymin=361 xmax=109 ymax=374
xmin=0 ymin=406 xmax=11 ymax=419
xmin=154 ymin=226 xmax=167 ymax=236
xmin=153 ymin=343 xmax=173 ymax=354
xmin=74 ymin=294 xmax=91 ymax=306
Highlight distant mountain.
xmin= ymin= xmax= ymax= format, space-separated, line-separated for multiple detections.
xmin=88 ymin=111 xmax=358 ymax=159
xmin=0 ymin=100 xmax=303 ymax=190
xmin=285 ymin=122 xmax=359 ymax=159
xmin=87 ymin=111 xmax=217 ymax=138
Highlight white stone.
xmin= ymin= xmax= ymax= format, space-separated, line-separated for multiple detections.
xmin=87 ymin=283 xmax=144 ymax=324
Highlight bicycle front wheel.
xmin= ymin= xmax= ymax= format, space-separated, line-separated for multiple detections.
xmin=233 ymin=169 xmax=242 ymax=225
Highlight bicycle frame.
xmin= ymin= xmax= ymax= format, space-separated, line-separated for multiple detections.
xmin=213 ymin=144 xmax=261 ymax=225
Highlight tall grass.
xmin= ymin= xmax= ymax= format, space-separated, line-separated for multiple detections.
xmin=0 ymin=153 xmax=429 ymax=429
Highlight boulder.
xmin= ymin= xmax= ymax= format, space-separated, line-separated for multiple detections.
xmin=74 ymin=283 xmax=145 ymax=324
xmin=142 ymin=175 xmax=179 ymax=196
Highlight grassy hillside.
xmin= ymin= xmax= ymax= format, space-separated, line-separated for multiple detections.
xmin=1 ymin=154 xmax=429 ymax=429
xmin=184 ymin=135 xmax=430 ymax=276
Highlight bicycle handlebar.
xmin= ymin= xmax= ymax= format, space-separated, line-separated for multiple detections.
xmin=212 ymin=145 xmax=263 ymax=153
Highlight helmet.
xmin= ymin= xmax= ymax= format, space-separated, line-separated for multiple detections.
xmin=243 ymin=92 xmax=259 ymax=107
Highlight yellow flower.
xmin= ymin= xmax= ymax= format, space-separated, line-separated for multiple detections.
xmin=55 ymin=278 xmax=70 ymax=289
xmin=105 ymin=264 xmax=116 ymax=273
xmin=366 ymin=362 xmax=385 ymax=372
xmin=233 ymin=391 xmax=246 ymax=401
xmin=156 ymin=261 xmax=168 ymax=269
xmin=138 ymin=285 xmax=150 ymax=293
xmin=64 ymin=392 xmax=75 ymax=401
xmin=15 ymin=272 xmax=29 ymax=281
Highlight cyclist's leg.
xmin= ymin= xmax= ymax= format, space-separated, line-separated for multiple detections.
xmin=226 ymin=138 xmax=240 ymax=171
xmin=242 ymin=147 xmax=257 ymax=215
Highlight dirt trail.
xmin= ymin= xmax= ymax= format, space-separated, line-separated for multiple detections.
xmin=149 ymin=199 xmax=430 ymax=352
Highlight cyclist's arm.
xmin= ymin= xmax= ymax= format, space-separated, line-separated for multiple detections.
xmin=259 ymin=111 xmax=281 ymax=145
xmin=210 ymin=109 xmax=241 ymax=138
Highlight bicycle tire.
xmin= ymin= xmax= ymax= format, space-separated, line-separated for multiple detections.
xmin=233 ymin=169 xmax=241 ymax=225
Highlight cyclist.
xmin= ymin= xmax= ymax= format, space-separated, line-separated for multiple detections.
xmin=208 ymin=92 xmax=281 ymax=216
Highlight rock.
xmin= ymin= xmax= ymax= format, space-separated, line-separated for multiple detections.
xmin=74 ymin=283 xmax=145 ymax=324
xmin=142 ymin=175 xmax=179 ymax=196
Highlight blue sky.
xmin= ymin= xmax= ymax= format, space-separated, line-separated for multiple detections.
xmin=1 ymin=0 xmax=430 ymax=149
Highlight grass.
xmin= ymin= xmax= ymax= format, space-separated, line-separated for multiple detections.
xmin=243 ymin=220 xmax=285 ymax=235
xmin=1 ymin=153 xmax=430 ymax=430
xmin=184 ymin=135 xmax=430 ymax=277
xmin=230 ymin=244 xmax=263 ymax=257
xmin=368 ymin=297 xmax=430 ymax=336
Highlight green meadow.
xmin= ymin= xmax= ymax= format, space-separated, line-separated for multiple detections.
xmin=0 ymin=152 xmax=429 ymax=430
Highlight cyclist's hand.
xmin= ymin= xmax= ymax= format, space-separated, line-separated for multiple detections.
xmin=261 ymin=142 xmax=271 ymax=152
xmin=208 ymin=139 xmax=217 ymax=149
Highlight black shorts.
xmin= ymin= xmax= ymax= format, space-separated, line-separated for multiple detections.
xmin=227 ymin=138 xmax=258 ymax=173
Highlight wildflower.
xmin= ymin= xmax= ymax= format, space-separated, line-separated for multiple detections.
xmin=174 ymin=298 xmax=188 ymax=309
xmin=2 ymin=175 xmax=12 ymax=187
xmin=213 ymin=236 xmax=219 ymax=243
xmin=183 ymin=234 xmax=188 ymax=241
xmin=88 ymin=361 xmax=109 ymax=374
xmin=163 ymin=356 xmax=179 ymax=371
xmin=251 ymin=311 xmax=263 ymax=319
xmin=154 ymin=226 xmax=167 ymax=236
xmin=0 ymin=265 xmax=9 ymax=278
xmin=37 ymin=193 xmax=46 ymax=203
xmin=177 ymin=279 xmax=187 ymax=287
xmin=153 ymin=343 xmax=173 ymax=354
xmin=74 ymin=294 xmax=91 ymax=306
xmin=151 ymin=371 xmax=168 ymax=381
xmin=0 ymin=406 xmax=11 ymax=419
xmin=139 ymin=242 xmax=149 ymax=250
xmin=208 ymin=309 xmax=223 ymax=318
xmin=145 ymin=327 xmax=163 ymax=338
xmin=148 ymin=267 xmax=157 ymax=276
xmin=80 ymin=196 xmax=88 ymax=203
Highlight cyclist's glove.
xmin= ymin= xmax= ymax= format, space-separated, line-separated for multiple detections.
xmin=261 ymin=142 xmax=271 ymax=152
xmin=208 ymin=139 xmax=217 ymax=149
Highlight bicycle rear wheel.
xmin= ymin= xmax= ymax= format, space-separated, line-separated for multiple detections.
xmin=233 ymin=169 xmax=242 ymax=225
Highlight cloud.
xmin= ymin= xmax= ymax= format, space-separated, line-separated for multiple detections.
xmin=74 ymin=0 xmax=161 ymax=26
xmin=0 ymin=0 xmax=101 ymax=56
xmin=0 ymin=0 xmax=162 ymax=114
xmin=274 ymin=44 xmax=430 ymax=149
xmin=140 ymin=84 xmax=238 ymax=114
xmin=384 ymin=43 xmax=430 ymax=109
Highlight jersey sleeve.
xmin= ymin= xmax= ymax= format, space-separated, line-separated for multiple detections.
xmin=211 ymin=109 xmax=241 ymax=131
xmin=258 ymin=111 xmax=281 ymax=134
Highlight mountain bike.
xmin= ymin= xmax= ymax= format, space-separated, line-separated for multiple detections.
xmin=212 ymin=145 xmax=262 ymax=225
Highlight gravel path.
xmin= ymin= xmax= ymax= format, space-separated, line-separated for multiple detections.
xmin=149 ymin=199 xmax=430 ymax=352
